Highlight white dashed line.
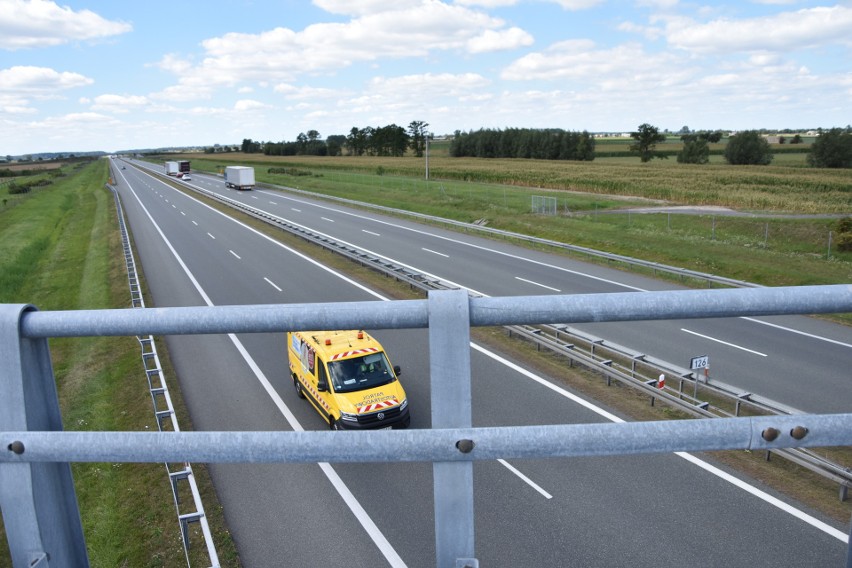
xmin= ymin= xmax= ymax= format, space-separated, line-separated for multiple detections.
xmin=681 ymin=329 xmax=768 ymax=357
xmin=515 ymin=276 xmax=561 ymax=292
xmin=264 ymin=277 xmax=282 ymax=291
xmin=422 ymin=248 xmax=448 ymax=258
xmin=230 ymin=250 xmax=241 ymax=259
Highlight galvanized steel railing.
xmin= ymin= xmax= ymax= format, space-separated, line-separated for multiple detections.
xmin=3 ymin=285 xmax=852 ymax=568
xmin=108 ymin=183 xmax=219 ymax=566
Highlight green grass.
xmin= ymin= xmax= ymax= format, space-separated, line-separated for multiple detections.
xmin=0 ymin=160 xmax=239 ymax=567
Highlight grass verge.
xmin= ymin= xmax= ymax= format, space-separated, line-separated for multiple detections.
xmin=0 ymin=160 xmax=239 ymax=567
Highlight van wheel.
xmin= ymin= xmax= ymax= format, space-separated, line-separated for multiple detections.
xmin=293 ymin=376 xmax=305 ymax=399
xmin=330 ymin=418 xmax=342 ymax=430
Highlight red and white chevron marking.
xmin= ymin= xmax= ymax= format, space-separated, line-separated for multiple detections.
xmin=357 ymin=399 xmax=399 ymax=414
xmin=329 ymin=347 xmax=379 ymax=360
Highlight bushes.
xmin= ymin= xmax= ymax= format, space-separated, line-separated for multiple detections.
xmin=836 ymin=217 xmax=852 ymax=252
xmin=268 ymin=167 xmax=312 ymax=176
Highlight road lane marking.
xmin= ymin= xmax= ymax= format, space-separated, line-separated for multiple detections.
xmin=264 ymin=277 xmax=282 ymax=291
xmin=127 ymin=168 xmax=847 ymax=545
xmin=181 ymin=211 xmax=186 ymax=216
xmin=321 ymin=217 xmax=335 ymax=222
xmin=422 ymin=248 xmax=448 ymax=258
xmin=291 ymin=208 xmax=301 ymax=212
xmin=120 ymin=180 xmax=407 ymax=567
xmin=498 ymin=459 xmax=552 ymax=499
xmin=229 ymin=250 xmax=241 ymax=260
xmin=192 ymin=221 xmax=198 ymax=226
xmin=207 ymin=232 xmax=215 ymax=239
xmin=362 ymin=230 xmax=381 ymax=236
xmin=743 ymin=317 xmax=852 ymax=349
xmin=681 ymin=328 xmax=768 ymax=356
xmin=515 ymin=276 xmax=561 ymax=292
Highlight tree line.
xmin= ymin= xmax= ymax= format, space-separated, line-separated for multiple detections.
xmin=237 ymin=121 xmax=431 ymax=158
xmin=449 ymin=128 xmax=595 ymax=161
xmin=227 ymin=121 xmax=852 ymax=169
xmin=631 ymin=123 xmax=852 ymax=168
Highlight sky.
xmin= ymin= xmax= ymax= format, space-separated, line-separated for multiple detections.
xmin=1 ymin=0 xmax=851 ymax=156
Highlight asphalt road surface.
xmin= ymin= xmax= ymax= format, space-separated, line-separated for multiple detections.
xmin=110 ymin=159 xmax=849 ymax=567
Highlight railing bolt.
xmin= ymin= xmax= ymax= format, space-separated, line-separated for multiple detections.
xmin=790 ymin=426 xmax=809 ymax=440
xmin=761 ymin=428 xmax=780 ymax=442
xmin=456 ymin=439 xmax=475 ymax=454
xmin=8 ymin=441 xmax=25 ymax=454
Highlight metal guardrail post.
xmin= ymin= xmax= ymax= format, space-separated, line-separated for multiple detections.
xmin=0 ymin=304 xmax=89 ymax=568
xmin=429 ymin=289 xmax=477 ymax=567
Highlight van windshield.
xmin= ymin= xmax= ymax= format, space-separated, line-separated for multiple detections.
xmin=327 ymin=352 xmax=395 ymax=393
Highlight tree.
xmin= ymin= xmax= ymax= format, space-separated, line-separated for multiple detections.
xmin=677 ymin=135 xmax=710 ymax=164
xmin=723 ymin=130 xmax=773 ymax=165
xmin=408 ymin=120 xmax=430 ymax=157
xmin=807 ymin=128 xmax=852 ymax=168
xmin=629 ymin=123 xmax=668 ymax=162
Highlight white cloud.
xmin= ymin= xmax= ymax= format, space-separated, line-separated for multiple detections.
xmin=192 ymin=2 xmax=524 ymax=86
xmin=549 ymin=0 xmax=606 ymax=10
xmin=665 ymin=6 xmax=852 ymax=53
xmin=0 ymin=66 xmax=93 ymax=94
xmin=0 ymin=0 xmax=131 ymax=50
xmin=234 ymin=99 xmax=271 ymax=111
xmin=467 ymin=27 xmax=534 ymax=53
xmin=501 ymin=39 xmax=686 ymax=89
xmin=313 ymin=0 xmax=423 ymax=16
xmin=89 ymin=94 xmax=149 ymax=113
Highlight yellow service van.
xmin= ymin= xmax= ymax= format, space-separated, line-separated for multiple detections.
xmin=287 ymin=330 xmax=410 ymax=430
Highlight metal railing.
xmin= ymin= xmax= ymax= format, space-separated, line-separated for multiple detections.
xmin=3 ymin=285 xmax=852 ymax=567
xmin=151 ymin=169 xmax=852 ymax=498
xmin=108 ymin=183 xmax=219 ymax=566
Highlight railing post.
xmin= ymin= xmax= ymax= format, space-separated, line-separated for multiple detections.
xmin=429 ymin=290 xmax=477 ymax=567
xmin=0 ymin=304 xmax=89 ymax=568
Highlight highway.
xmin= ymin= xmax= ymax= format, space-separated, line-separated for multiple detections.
xmin=111 ymin=159 xmax=849 ymax=566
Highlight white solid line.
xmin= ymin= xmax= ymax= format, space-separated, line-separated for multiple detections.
xmin=469 ymin=342 xmax=846 ymax=543
xmin=681 ymin=328 xmax=768 ymax=356
xmin=264 ymin=277 xmax=282 ymax=291
xmin=126 ymin=168 xmax=847 ymax=545
xmin=743 ymin=317 xmax=852 ymax=349
xmin=422 ymin=248 xmax=449 ymax=258
xmin=121 ymin=179 xmax=406 ymax=566
xmin=207 ymin=232 xmax=215 ymax=239
xmin=497 ymin=459 xmax=553 ymax=499
xmin=229 ymin=250 xmax=241 ymax=260
xmin=515 ymin=276 xmax=561 ymax=292
xmin=363 ymin=230 xmax=381 ymax=236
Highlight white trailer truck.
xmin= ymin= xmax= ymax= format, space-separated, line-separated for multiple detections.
xmin=224 ymin=166 xmax=255 ymax=190
xmin=164 ymin=161 xmax=180 ymax=176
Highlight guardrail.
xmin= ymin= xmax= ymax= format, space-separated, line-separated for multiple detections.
xmin=148 ymin=166 xmax=852 ymax=500
xmin=107 ymin=183 xmax=219 ymax=566
xmin=3 ymin=286 xmax=852 ymax=567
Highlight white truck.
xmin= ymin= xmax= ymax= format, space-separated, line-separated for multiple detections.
xmin=164 ymin=161 xmax=180 ymax=176
xmin=224 ymin=166 xmax=255 ymax=190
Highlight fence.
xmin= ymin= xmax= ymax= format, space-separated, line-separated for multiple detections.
xmin=3 ymin=285 xmax=852 ymax=568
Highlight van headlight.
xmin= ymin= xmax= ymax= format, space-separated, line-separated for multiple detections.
xmin=340 ymin=411 xmax=359 ymax=422
xmin=398 ymin=398 xmax=408 ymax=411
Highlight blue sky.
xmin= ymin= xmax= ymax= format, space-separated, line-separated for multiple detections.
xmin=1 ymin=0 xmax=851 ymax=155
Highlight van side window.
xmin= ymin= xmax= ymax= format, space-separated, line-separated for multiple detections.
xmin=317 ymin=362 xmax=329 ymax=390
